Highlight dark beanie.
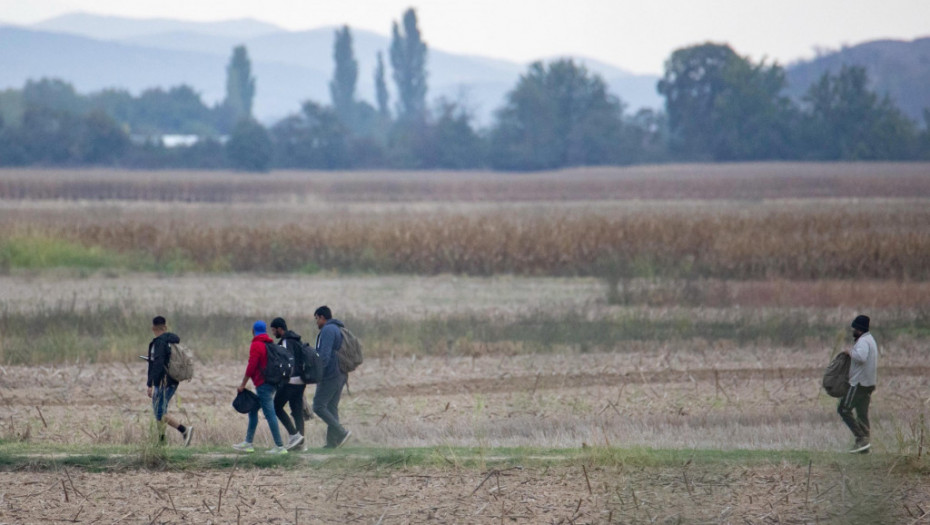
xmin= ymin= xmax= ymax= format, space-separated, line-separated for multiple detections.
xmin=270 ymin=317 xmax=287 ymax=330
xmin=851 ymin=315 xmax=870 ymax=332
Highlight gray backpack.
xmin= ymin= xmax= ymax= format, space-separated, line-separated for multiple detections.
xmin=822 ymin=352 xmax=850 ymax=398
xmin=337 ymin=327 xmax=363 ymax=374
xmin=166 ymin=343 xmax=195 ymax=382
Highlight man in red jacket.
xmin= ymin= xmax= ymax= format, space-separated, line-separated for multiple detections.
xmin=232 ymin=320 xmax=287 ymax=454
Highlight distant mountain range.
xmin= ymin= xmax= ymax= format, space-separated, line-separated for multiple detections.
xmin=0 ymin=13 xmax=660 ymax=125
xmin=2 ymin=13 xmax=928 ymax=125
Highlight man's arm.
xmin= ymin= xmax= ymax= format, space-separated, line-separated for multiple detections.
xmin=317 ymin=327 xmax=337 ymax=368
xmin=849 ymin=338 xmax=870 ymax=363
xmin=147 ymin=340 xmax=167 ymax=388
xmin=239 ymin=344 xmax=260 ymax=392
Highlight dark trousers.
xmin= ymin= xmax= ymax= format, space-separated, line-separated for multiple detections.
xmin=838 ymin=384 xmax=875 ymax=440
xmin=313 ymin=374 xmax=346 ymax=446
xmin=274 ymin=383 xmax=306 ymax=437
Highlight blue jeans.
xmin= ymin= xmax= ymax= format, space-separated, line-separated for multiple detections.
xmin=245 ymin=383 xmax=284 ymax=447
xmin=313 ymin=373 xmax=347 ymax=446
xmin=152 ymin=384 xmax=177 ymax=421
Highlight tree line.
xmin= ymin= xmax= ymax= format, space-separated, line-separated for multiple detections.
xmin=1 ymin=9 xmax=929 ymax=171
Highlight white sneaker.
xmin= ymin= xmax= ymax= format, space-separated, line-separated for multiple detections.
xmin=232 ymin=441 xmax=254 ymax=453
xmin=182 ymin=427 xmax=194 ymax=447
xmin=286 ymin=433 xmax=304 ymax=450
xmin=265 ymin=446 xmax=288 ymax=455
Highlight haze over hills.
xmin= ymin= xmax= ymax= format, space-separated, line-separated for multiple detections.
xmin=2 ymin=13 xmax=928 ymax=125
xmin=0 ymin=13 xmax=661 ymax=125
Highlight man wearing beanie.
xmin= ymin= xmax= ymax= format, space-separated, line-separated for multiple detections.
xmin=233 ymin=320 xmax=287 ymax=454
xmin=840 ymin=315 xmax=878 ymax=453
xmin=270 ymin=317 xmax=308 ymax=451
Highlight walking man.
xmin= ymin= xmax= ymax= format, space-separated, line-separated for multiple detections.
xmin=233 ymin=320 xmax=288 ymax=454
xmin=840 ymin=315 xmax=878 ymax=453
xmin=146 ymin=316 xmax=193 ymax=446
xmin=312 ymin=306 xmax=351 ymax=448
xmin=270 ymin=317 xmax=307 ymax=451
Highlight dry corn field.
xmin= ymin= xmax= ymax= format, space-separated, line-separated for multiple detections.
xmin=1 ymin=164 xmax=929 ymax=523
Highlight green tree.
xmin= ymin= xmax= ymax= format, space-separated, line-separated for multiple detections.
xmin=270 ymin=102 xmax=350 ymax=169
xmin=390 ymin=8 xmax=428 ymax=121
xmin=330 ymin=26 xmax=359 ymax=129
xmin=802 ymin=65 xmax=917 ymax=159
xmin=657 ymin=43 xmax=794 ymax=160
xmin=22 ymin=78 xmax=84 ymax=114
xmin=374 ymin=51 xmax=390 ymax=119
xmin=226 ymin=118 xmax=272 ymax=171
xmin=223 ymin=46 xmax=256 ymax=130
xmin=76 ymin=110 xmax=129 ymax=164
xmin=490 ymin=59 xmax=626 ymax=170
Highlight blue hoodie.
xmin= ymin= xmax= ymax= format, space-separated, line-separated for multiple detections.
xmin=316 ymin=319 xmax=345 ymax=380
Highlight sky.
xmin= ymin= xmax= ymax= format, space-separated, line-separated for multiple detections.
xmin=2 ymin=0 xmax=929 ymax=74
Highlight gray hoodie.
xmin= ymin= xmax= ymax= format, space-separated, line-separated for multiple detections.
xmin=849 ymin=332 xmax=877 ymax=387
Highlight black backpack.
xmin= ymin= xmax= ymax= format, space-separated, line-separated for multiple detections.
xmin=822 ymin=352 xmax=851 ymax=398
xmin=263 ymin=342 xmax=294 ymax=387
xmin=298 ymin=342 xmax=322 ymax=384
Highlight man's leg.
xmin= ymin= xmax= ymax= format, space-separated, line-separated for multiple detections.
xmin=257 ymin=384 xmax=284 ymax=447
xmin=273 ymin=384 xmax=298 ymax=436
xmin=287 ymin=384 xmax=307 ymax=438
xmin=245 ymin=406 xmax=259 ymax=444
xmin=152 ymin=385 xmax=177 ymax=442
xmin=313 ymin=377 xmax=346 ymax=447
xmin=838 ymin=385 xmax=866 ymax=439
xmin=853 ymin=386 xmax=874 ymax=438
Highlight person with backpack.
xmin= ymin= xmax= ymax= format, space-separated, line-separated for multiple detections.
xmin=312 ymin=306 xmax=352 ymax=448
xmin=145 ymin=316 xmax=193 ymax=446
xmin=839 ymin=315 xmax=878 ymax=453
xmin=270 ymin=317 xmax=307 ymax=451
xmin=233 ymin=320 xmax=287 ymax=454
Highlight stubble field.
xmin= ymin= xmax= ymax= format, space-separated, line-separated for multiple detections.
xmin=1 ymin=164 xmax=929 ymax=523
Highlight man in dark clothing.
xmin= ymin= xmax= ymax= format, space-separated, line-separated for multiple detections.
xmin=146 ymin=316 xmax=193 ymax=446
xmin=270 ymin=317 xmax=307 ymax=451
xmin=312 ymin=306 xmax=351 ymax=448
xmin=233 ymin=320 xmax=287 ymax=454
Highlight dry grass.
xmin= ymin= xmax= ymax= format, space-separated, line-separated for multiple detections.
xmin=1 ymin=344 xmax=926 ymax=452
xmin=0 ymin=460 xmax=925 ymax=524
xmin=2 ymin=163 xmax=930 ymax=202
xmin=3 ymin=200 xmax=930 ymax=279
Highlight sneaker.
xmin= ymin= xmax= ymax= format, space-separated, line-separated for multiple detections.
xmin=232 ymin=441 xmax=254 ymax=453
xmin=265 ymin=446 xmax=288 ymax=455
xmin=182 ymin=427 xmax=194 ymax=447
xmin=335 ymin=430 xmax=352 ymax=449
xmin=285 ymin=433 xmax=304 ymax=451
xmin=849 ymin=438 xmax=871 ymax=454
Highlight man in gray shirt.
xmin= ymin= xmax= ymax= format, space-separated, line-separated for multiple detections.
xmin=839 ymin=315 xmax=878 ymax=453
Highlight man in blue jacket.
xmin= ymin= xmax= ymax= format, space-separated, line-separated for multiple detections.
xmin=312 ymin=306 xmax=351 ymax=448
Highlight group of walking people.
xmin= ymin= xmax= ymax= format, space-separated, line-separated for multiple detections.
xmin=145 ymin=306 xmax=351 ymax=455
xmin=146 ymin=309 xmax=879 ymax=454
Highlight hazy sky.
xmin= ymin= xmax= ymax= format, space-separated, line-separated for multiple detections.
xmin=2 ymin=0 xmax=929 ymax=74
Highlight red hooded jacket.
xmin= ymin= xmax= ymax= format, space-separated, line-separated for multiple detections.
xmin=245 ymin=333 xmax=273 ymax=387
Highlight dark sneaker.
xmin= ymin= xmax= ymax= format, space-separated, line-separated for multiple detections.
xmin=849 ymin=438 xmax=871 ymax=454
xmin=336 ymin=430 xmax=352 ymax=449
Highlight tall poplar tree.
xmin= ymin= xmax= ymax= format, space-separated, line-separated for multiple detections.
xmin=223 ymin=45 xmax=255 ymax=126
xmin=374 ymin=52 xmax=390 ymax=119
xmin=389 ymin=8 xmax=427 ymax=121
xmin=329 ymin=26 xmax=358 ymax=127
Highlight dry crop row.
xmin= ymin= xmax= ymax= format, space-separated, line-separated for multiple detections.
xmin=1 ymin=162 xmax=930 ymax=202
xmin=4 ymin=206 xmax=930 ymax=279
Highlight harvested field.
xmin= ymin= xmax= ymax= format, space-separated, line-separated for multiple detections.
xmin=2 ymin=165 xmax=928 ymax=523
xmin=2 ymin=163 xmax=930 ymax=202
xmin=1 ymin=459 xmax=926 ymax=524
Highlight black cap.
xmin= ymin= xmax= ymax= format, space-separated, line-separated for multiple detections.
xmin=851 ymin=315 xmax=870 ymax=332
xmin=152 ymin=316 xmax=166 ymax=327
xmin=270 ymin=317 xmax=287 ymax=330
